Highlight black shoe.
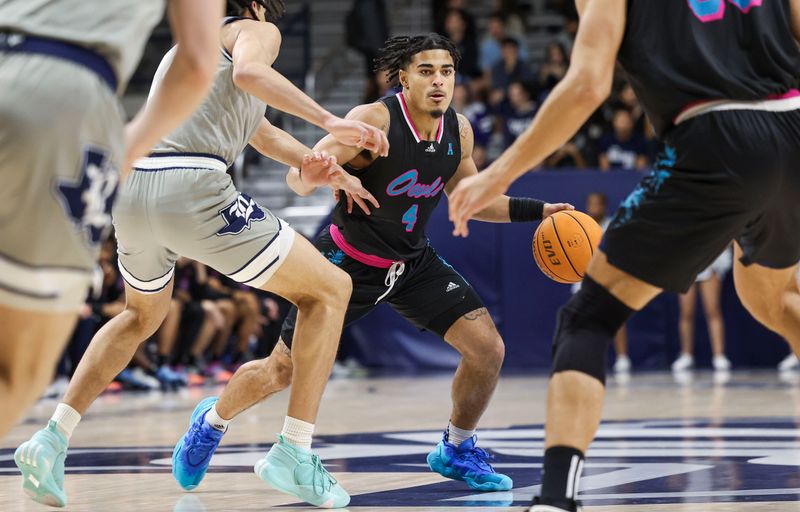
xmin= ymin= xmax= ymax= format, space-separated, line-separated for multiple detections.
xmin=527 ymin=496 xmax=582 ymax=512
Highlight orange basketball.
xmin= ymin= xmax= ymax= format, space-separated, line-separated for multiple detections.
xmin=532 ymin=210 xmax=603 ymax=284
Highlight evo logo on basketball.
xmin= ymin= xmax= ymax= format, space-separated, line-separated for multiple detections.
xmin=542 ymin=239 xmax=561 ymax=266
xmin=386 ymin=169 xmax=444 ymax=199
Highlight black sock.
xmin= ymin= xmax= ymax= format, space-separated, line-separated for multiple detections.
xmin=540 ymin=446 xmax=585 ymax=504
xmin=156 ymin=354 xmax=168 ymax=367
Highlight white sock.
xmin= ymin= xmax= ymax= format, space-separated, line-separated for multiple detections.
xmin=447 ymin=422 xmax=475 ymax=447
xmin=281 ymin=416 xmax=314 ymax=450
xmin=50 ymin=403 xmax=81 ymax=440
xmin=204 ymin=405 xmax=230 ymax=432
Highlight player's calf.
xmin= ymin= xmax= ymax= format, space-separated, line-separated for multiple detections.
xmin=535 ymin=276 xmax=634 ymax=511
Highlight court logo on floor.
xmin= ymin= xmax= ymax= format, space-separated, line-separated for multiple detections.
xmin=3 ymin=418 xmax=800 ymax=507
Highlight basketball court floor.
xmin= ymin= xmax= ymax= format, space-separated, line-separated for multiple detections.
xmin=2 ymin=371 xmax=800 ymax=511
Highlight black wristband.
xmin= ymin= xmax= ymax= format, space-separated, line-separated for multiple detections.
xmin=509 ymin=197 xmax=546 ymax=222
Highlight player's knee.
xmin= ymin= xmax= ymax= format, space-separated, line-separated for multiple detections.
xmin=125 ymin=306 xmax=164 ymax=340
xmin=552 ymin=277 xmax=634 ymax=385
xmin=486 ymin=335 xmax=505 ymax=371
xmin=308 ymin=267 xmax=352 ymax=308
xmin=268 ymin=354 xmax=293 ymax=389
xmin=464 ymin=334 xmax=505 ymax=370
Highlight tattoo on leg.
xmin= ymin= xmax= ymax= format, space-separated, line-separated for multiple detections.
xmin=463 ymin=308 xmax=489 ymax=321
xmin=279 ymin=340 xmax=291 ymax=356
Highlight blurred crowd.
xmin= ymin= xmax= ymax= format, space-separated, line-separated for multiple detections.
xmin=44 ymin=235 xmax=291 ymax=397
xmin=356 ymin=0 xmax=658 ymax=171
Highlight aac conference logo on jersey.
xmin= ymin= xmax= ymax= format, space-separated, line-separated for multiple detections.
xmin=2 ymin=418 xmax=798 ymax=507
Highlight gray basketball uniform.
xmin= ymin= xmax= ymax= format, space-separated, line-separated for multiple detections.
xmin=0 ymin=0 xmax=165 ymax=312
xmin=113 ymin=18 xmax=296 ymax=294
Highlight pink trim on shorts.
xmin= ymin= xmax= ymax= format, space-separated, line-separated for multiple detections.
xmin=329 ymin=224 xmax=399 ymax=269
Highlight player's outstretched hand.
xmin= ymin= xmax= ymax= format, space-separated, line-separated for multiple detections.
xmin=328 ymin=166 xmax=380 ymax=216
xmin=448 ymin=170 xmax=508 ymax=238
xmin=542 ymin=202 xmax=575 ymax=218
xmin=299 ymin=151 xmax=336 ymax=187
xmin=323 ymin=116 xmax=390 ymax=157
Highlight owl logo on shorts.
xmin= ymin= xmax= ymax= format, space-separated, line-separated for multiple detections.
xmin=217 ymin=193 xmax=266 ymax=236
xmin=56 ymin=146 xmax=118 ymax=247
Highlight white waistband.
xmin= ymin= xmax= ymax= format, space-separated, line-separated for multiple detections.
xmin=133 ymin=155 xmax=227 ymax=172
xmin=675 ymin=96 xmax=800 ymax=125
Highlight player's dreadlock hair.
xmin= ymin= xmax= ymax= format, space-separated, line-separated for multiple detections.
xmin=226 ymin=0 xmax=285 ymax=22
xmin=374 ymin=33 xmax=461 ymax=86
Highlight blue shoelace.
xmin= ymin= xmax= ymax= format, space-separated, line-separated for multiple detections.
xmin=458 ymin=446 xmax=495 ymax=473
xmin=187 ymin=423 xmax=220 ymax=465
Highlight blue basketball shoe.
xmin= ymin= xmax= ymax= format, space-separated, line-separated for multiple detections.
xmin=427 ymin=432 xmax=513 ymax=491
xmin=172 ymin=396 xmax=224 ymax=490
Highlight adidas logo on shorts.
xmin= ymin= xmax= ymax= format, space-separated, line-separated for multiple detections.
xmin=446 ymin=282 xmax=460 ymax=292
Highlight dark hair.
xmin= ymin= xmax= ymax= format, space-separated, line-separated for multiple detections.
xmin=374 ymin=33 xmax=461 ymax=86
xmin=226 ymin=0 xmax=285 ymax=21
xmin=588 ymin=192 xmax=608 ymax=206
xmin=488 ymin=11 xmax=507 ymax=23
xmin=500 ymin=36 xmax=520 ymax=48
xmin=509 ymin=79 xmax=534 ymax=99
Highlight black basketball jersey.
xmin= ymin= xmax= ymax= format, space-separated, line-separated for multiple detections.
xmin=618 ymin=0 xmax=800 ymax=136
xmin=332 ymin=93 xmax=462 ymax=261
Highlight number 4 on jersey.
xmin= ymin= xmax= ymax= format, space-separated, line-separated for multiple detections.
xmin=402 ymin=204 xmax=419 ymax=232
xmin=687 ymin=0 xmax=763 ymax=23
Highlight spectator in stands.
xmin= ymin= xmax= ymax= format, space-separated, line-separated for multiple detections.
xmin=544 ymin=138 xmax=587 ymax=169
xmin=673 ymin=247 xmax=733 ymax=373
xmin=502 ymin=80 xmax=537 ymax=148
xmin=615 ymin=82 xmax=645 ymax=132
xmin=433 ymin=0 xmax=477 ymax=42
xmin=552 ymin=3 xmax=579 ymax=53
xmin=442 ymin=8 xmax=481 ymax=77
xmin=345 ymin=0 xmax=389 ymax=78
xmin=462 ymin=84 xmax=495 ymax=149
xmin=479 ymin=12 xmax=527 ymax=72
xmin=492 ymin=0 xmax=528 ymax=37
xmin=489 ymin=37 xmax=533 ymax=106
xmin=537 ymin=41 xmax=569 ymax=93
xmin=598 ymin=108 xmax=649 ymax=171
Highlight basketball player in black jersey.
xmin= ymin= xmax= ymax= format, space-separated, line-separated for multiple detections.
xmin=449 ymin=1 xmax=800 ymax=510
xmin=176 ymin=33 xmax=573 ymax=493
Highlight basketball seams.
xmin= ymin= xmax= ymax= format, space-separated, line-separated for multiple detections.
xmin=550 ymin=215 xmax=582 ymax=279
xmin=563 ymin=211 xmax=595 ymax=258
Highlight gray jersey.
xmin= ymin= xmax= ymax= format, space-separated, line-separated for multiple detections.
xmin=151 ymin=37 xmax=267 ymax=165
xmin=0 ymin=0 xmax=165 ymax=92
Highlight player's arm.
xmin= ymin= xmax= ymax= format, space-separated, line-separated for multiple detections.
xmin=445 ymin=115 xmax=573 ymax=223
xmin=286 ymin=102 xmax=389 ymax=196
xmin=249 ymin=118 xmax=315 ymax=169
xmin=249 ymin=118 xmax=380 ymax=211
xmin=230 ymin=22 xmax=389 ymax=156
xmin=448 ymin=0 xmax=626 ymax=235
xmin=791 ymin=0 xmax=800 ymax=42
xmin=123 ymin=0 xmax=223 ymax=177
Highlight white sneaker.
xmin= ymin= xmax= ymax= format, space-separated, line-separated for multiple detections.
xmin=778 ymin=354 xmax=800 ymax=371
xmin=130 ymin=367 xmax=161 ymax=390
xmin=712 ymin=355 xmax=731 ymax=371
xmin=42 ymin=376 xmax=69 ymax=399
xmin=613 ymin=355 xmax=631 ymax=373
xmin=671 ymin=353 xmax=694 ymax=372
